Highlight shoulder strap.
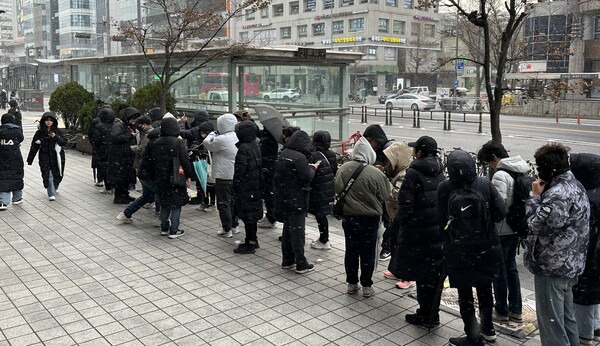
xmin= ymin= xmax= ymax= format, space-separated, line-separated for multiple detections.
xmin=497 ymin=168 xmax=518 ymax=180
xmin=317 ymin=151 xmax=329 ymax=165
xmin=337 ymin=163 xmax=367 ymax=203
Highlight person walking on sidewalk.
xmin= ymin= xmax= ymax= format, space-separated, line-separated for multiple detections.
xmin=335 ymin=136 xmax=391 ymax=297
xmin=438 ymin=149 xmax=507 ymax=346
xmin=524 ymin=143 xmax=590 ymax=346
xmin=232 ymin=120 xmax=263 ymax=254
xmin=147 ymin=117 xmax=193 ymax=239
xmin=276 ymin=129 xmax=317 ymax=274
xmin=7 ymin=100 xmax=22 ymax=134
xmin=309 ymin=130 xmax=337 ymax=250
xmin=476 ymin=141 xmax=529 ymax=324
xmin=0 ymin=113 xmax=25 ymax=210
xmin=27 ymin=112 xmax=66 ymax=201
xmin=203 ymin=113 xmax=240 ymax=238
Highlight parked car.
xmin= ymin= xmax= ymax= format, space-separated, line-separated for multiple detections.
xmin=263 ymin=88 xmax=300 ymax=102
xmin=385 ymin=93 xmax=436 ymax=111
xmin=403 ymin=86 xmax=430 ymax=96
xmin=378 ymin=90 xmax=402 ymax=104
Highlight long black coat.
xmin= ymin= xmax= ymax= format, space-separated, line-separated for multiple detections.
xmin=437 ymin=150 xmax=506 ymax=288
xmin=275 ymin=131 xmax=315 ymax=218
xmin=0 ymin=123 xmax=25 ymax=191
xmin=106 ymin=119 xmax=136 ymax=187
xmin=388 ymin=155 xmax=446 ymax=281
xmin=91 ymin=109 xmax=115 ymax=176
xmin=233 ymin=121 xmax=262 ymax=222
xmin=308 ymin=131 xmax=337 ymax=216
xmin=571 ymin=153 xmax=600 ymax=305
xmin=27 ymin=113 xmax=67 ymax=189
xmin=148 ymin=118 xmax=193 ymax=207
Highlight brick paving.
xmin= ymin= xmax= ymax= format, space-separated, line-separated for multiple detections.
xmin=0 ymin=112 xmax=553 ymax=345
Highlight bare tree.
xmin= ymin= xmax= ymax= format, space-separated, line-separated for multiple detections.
xmin=121 ymin=0 xmax=269 ymax=113
xmin=405 ymin=24 xmax=439 ymax=86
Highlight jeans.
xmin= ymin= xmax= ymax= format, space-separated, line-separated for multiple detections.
xmin=342 ymin=215 xmax=379 ymax=287
xmin=281 ymin=212 xmax=308 ymax=268
xmin=123 ymin=179 xmax=156 ymax=218
xmin=47 ymin=171 xmax=57 ymax=197
xmin=534 ymin=275 xmax=579 ymax=346
xmin=215 ymin=180 xmax=238 ymax=231
xmin=493 ymin=235 xmax=522 ymax=316
xmin=160 ymin=206 xmax=181 ymax=233
xmin=456 ymin=284 xmax=493 ymax=342
xmin=316 ymin=215 xmax=329 ymax=243
xmin=575 ymin=304 xmax=600 ymax=340
xmin=0 ymin=190 xmax=22 ymax=204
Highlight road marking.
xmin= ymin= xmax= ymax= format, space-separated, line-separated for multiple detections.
xmin=485 ymin=122 xmax=600 ymax=134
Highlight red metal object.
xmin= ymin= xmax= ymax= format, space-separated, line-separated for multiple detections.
xmin=342 ymin=131 xmax=362 ymax=154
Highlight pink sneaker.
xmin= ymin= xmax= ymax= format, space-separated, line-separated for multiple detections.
xmin=396 ymin=281 xmax=415 ymax=289
xmin=383 ymin=271 xmax=399 ymax=280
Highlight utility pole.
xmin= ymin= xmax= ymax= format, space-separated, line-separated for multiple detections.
xmin=453 ymin=0 xmax=459 ymax=97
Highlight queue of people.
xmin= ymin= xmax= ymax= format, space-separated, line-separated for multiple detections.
xmin=1 ymin=106 xmax=599 ymax=346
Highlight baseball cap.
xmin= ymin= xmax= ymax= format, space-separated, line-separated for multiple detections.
xmin=408 ymin=136 xmax=438 ymax=154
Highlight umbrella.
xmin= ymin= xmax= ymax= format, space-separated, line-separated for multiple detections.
xmin=193 ymin=159 xmax=208 ymax=197
xmin=252 ymin=104 xmax=290 ymax=144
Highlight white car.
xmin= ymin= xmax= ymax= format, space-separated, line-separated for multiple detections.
xmin=263 ymin=88 xmax=300 ymax=102
xmin=385 ymin=94 xmax=436 ymax=111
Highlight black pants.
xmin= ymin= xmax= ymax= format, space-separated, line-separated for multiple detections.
xmin=416 ymin=273 xmax=446 ymax=323
xmin=342 ymin=215 xmax=379 ymax=287
xmin=243 ymin=221 xmax=257 ymax=242
xmin=262 ymin=171 xmax=276 ymax=223
xmin=316 ymin=214 xmax=329 ymax=243
xmin=457 ymin=283 xmax=494 ymax=342
xmin=201 ymin=182 xmax=216 ymax=205
xmin=281 ymin=213 xmax=308 ymax=268
xmin=215 ymin=179 xmax=238 ymax=231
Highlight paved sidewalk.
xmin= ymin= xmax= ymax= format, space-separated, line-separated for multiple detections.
xmin=0 ymin=117 xmax=550 ymax=346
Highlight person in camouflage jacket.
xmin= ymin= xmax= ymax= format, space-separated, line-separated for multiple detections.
xmin=524 ymin=143 xmax=590 ymax=346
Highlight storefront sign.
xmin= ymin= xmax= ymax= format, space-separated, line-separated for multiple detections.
xmin=297 ymin=48 xmax=326 ymax=59
xmin=560 ymin=73 xmax=599 ymax=79
xmin=315 ymin=9 xmax=368 ymax=20
xmin=370 ymin=36 xmax=406 ymax=43
xmin=414 ymin=15 xmax=439 ymax=22
xmin=242 ymin=23 xmax=272 ymax=29
xmin=323 ymin=36 xmax=364 ymax=44
xmin=518 ymin=61 xmax=547 ymax=73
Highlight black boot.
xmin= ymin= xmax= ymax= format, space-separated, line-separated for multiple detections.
xmin=234 ymin=242 xmax=256 ymax=254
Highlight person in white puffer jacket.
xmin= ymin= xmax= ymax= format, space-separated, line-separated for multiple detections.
xmin=203 ymin=113 xmax=239 ymax=238
xmin=477 ymin=141 xmax=530 ymax=325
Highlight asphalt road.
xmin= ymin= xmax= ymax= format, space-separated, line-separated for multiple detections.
xmin=348 ymin=106 xmax=600 ymax=160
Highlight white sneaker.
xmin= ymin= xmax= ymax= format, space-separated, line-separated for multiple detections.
xmin=12 ymin=199 xmax=23 ymax=205
xmin=232 ymin=227 xmax=240 ymax=234
xmin=257 ymin=217 xmax=269 ymax=225
xmin=116 ymin=212 xmax=133 ymax=224
xmin=258 ymin=221 xmax=277 ymax=229
xmin=99 ymin=188 xmax=113 ymax=195
xmin=48 ymin=196 xmax=56 ymax=201
xmin=310 ymin=240 xmax=331 ymax=250
xmin=218 ymin=230 xmax=233 ymax=238
xmin=203 ymin=205 xmax=216 ymax=212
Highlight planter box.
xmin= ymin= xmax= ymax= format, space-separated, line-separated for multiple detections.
xmin=76 ymin=134 xmax=93 ymax=155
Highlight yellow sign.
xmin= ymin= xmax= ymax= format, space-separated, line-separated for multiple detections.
xmin=370 ymin=36 xmax=406 ymax=44
xmin=333 ymin=36 xmax=363 ymax=43
xmin=145 ymin=48 xmax=154 ymax=53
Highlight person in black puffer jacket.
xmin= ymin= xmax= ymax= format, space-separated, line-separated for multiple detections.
xmin=147 ymin=117 xmax=193 ymax=238
xmin=233 ymin=120 xmax=263 ymax=254
xmin=308 ymin=130 xmax=337 ymax=250
xmin=27 ymin=112 xmax=67 ymax=201
xmin=276 ymin=130 xmax=317 ymax=274
xmin=0 ymin=113 xmax=24 ymax=210
xmin=438 ymin=149 xmax=506 ymax=346
xmin=388 ymin=135 xmax=446 ymax=327
xmin=148 ymin=107 xmax=163 ymax=128
xmin=181 ymin=110 xmax=210 ymax=205
xmin=92 ymin=107 xmax=115 ymax=192
xmin=258 ymin=128 xmax=279 ymax=229
xmin=571 ymin=153 xmax=600 ymax=344
xmin=107 ymin=107 xmax=139 ymax=204
xmin=7 ymin=100 xmax=22 ymax=134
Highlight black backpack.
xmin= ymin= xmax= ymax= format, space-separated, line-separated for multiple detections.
xmin=498 ymin=169 xmax=534 ymax=238
xmin=445 ymin=182 xmax=492 ymax=247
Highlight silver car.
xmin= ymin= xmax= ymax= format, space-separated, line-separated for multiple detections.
xmin=385 ymin=93 xmax=436 ymax=111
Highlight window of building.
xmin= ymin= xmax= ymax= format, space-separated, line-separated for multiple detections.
xmin=298 ymin=25 xmax=308 ymax=37
xmin=378 ymin=18 xmax=389 ymax=33
xmin=393 ymin=20 xmax=405 ymax=35
xmin=362 ymin=45 xmax=377 ymax=59
xmin=245 ymin=9 xmax=255 ymax=20
xmin=240 ymin=31 xmax=249 ymax=41
xmin=304 ymin=0 xmax=316 ymax=12
xmin=386 ymin=0 xmax=397 ymax=6
xmin=424 ymin=24 xmax=436 ymax=37
xmin=280 ymin=26 xmax=291 ymax=39
xmin=341 ymin=0 xmax=354 ymax=7
xmin=360 ymin=0 xmax=368 ymax=3
xmin=260 ymin=7 xmax=268 ymax=18
xmin=403 ymin=0 xmax=412 ymax=8
xmin=333 ymin=20 xmax=344 ymax=34
xmin=254 ymin=29 xmax=276 ymax=46
xmin=384 ymin=47 xmax=396 ymax=61
xmin=71 ymin=14 xmax=90 ymax=26
xmin=290 ymin=1 xmax=299 ymax=14
xmin=595 ymin=15 xmax=600 ymax=39
xmin=273 ymin=4 xmax=283 ymax=16
xmin=70 ymin=0 xmax=89 ymax=9
xmin=324 ymin=0 xmax=334 ymax=9
xmin=349 ymin=18 xmax=364 ymax=32
xmin=313 ymin=23 xmax=325 ymax=36
xmin=411 ymin=22 xmax=421 ymax=36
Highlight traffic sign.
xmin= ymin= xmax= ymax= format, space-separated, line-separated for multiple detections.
xmin=454 ymin=79 xmax=459 ymax=88
xmin=456 ymin=59 xmax=465 ymax=76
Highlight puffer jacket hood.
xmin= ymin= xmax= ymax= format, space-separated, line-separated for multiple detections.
xmin=350 ymin=137 xmax=376 ymax=165
xmin=313 ymin=131 xmax=331 ymax=151
xmin=192 ymin=110 xmax=209 ymax=127
xmin=571 ymin=153 xmax=600 ymax=190
xmin=286 ymin=130 xmax=312 ymax=156
xmin=160 ymin=117 xmax=180 ymax=137
xmin=384 ymin=141 xmax=412 ymax=176
xmin=123 ymin=107 xmax=141 ymax=121
xmin=496 ymin=155 xmax=530 ymax=175
xmin=147 ymin=107 xmax=163 ymax=122
xmin=99 ymin=108 xmax=116 ymax=123
xmin=1 ymin=113 xmax=15 ymax=125
xmin=363 ymin=124 xmax=389 ymax=147
xmin=411 ymin=154 xmax=444 ymax=177
xmin=235 ymin=121 xmax=258 ymax=144
xmin=40 ymin=112 xmax=59 ymax=127
xmin=447 ymin=149 xmax=477 ymax=183
xmin=217 ymin=113 xmax=237 ymax=134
